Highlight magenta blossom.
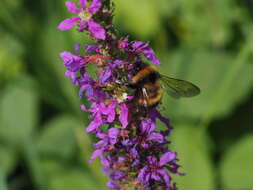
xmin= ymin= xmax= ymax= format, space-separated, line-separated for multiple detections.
xmin=58 ymin=0 xmax=105 ymax=40
xmin=58 ymin=0 xmax=183 ymax=189
xmin=89 ymin=128 xmax=119 ymax=162
xmin=138 ymin=152 xmax=177 ymax=189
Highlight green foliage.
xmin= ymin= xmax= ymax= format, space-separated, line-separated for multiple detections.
xmin=220 ymin=135 xmax=253 ymax=190
xmin=0 ymin=0 xmax=252 ymax=189
xmin=37 ymin=115 xmax=80 ymax=159
xmin=0 ymin=76 xmax=38 ymax=144
xmin=0 ymin=172 xmax=7 ymax=190
xmin=0 ymin=145 xmax=16 ymax=174
xmin=41 ymin=160 xmax=106 ymax=190
xmin=171 ymin=125 xmax=215 ymax=190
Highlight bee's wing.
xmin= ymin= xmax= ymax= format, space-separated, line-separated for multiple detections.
xmin=160 ymin=75 xmax=200 ymax=99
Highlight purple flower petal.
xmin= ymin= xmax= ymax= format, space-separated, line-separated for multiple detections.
xmin=130 ymin=147 xmax=138 ymax=158
xmin=87 ymin=19 xmax=106 ymax=40
xmin=106 ymin=104 xmax=116 ymax=123
xmin=80 ymin=104 xmax=87 ymax=112
xmin=65 ymin=70 xmax=77 ymax=84
xmin=132 ymin=41 xmax=148 ymax=50
xmin=119 ymin=103 xmax=128 ymax=128
xmin=74 ymin=43 xmax=81 ymax=54
xmin=89 ymin=148 xmax=104 ymax=162
xmin=147 ymin=132 xmax=164 ymax=143
xmin=159 ymin=152 xmax=176 ymax=167
xmin=85 ymin=45 xmax=100 ymax=53
xmin=157 ymin=169 xmax=171 ymax=187
xmin=66 ymin=1 xmax=80 ymax=13
xmin=112 ymin=60 xmax=124 ymax=68
xmin=100 ymin=66 xmax=112 ymax=83
xmin=121 ymin=139 xmax=133 ymax=146
xmin=111 ymin=171 xmax=125 ymax=180
xmin=138 ymin=166 xmax=148 ymax=182
xmin=96 ymin=131 xmax=107 ymax=139
xmin=58 ymin=16 xmax=80 ymax=31
xmin=88 ymin=0 xmax=102 ymax=14
xmin=94 ymin=139 xmax=106 ymax=148
xmin=86 ymin=114 xmax=103 ymax=133
xmin=108 ymin=128 xmax=119 ymax=139
xmin=147 ymin=156 xmax=158 ymax=165
xmin=59 ymin=51 xmax=83 ymax=72
xmin=131 ymin=41 xmax=160 ymax=65
xmin=79 ymin=20 xmax=87 ymax=32
xmin=100 ymin=156 xmax=110 ymax=167
xmin=149 ymin=109 xmax=173 ymax=130
xmin=142 ymin=48 xmax=160 ymax=65
xmin=144 ymin=173 xmax=151 ymax=183
xmin=140 ymin=119 xmax=155 ymax=135
xmin=108 ymin=128 xmax=119 ymax=144
xmin=79 ymin=0 xmax=87 ymax=9
xmin=151 ymin=173 xmax=162 ymax=181
xmin=119 ymin=39 xmax=129 ymax=49
xmin=107 ymin=180 xmax=119 ymax=189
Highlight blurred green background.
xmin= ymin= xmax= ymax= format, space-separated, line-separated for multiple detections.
xmin=0 ymin=0 xmax=253 ymax=190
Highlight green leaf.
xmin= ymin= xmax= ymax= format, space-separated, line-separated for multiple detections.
xmin=37 ymin=21 xmax=82 ymax=116
xmin=0 ymin=145 xmax=16 ymax=174
xmin=0 ymin=76 xmax=38 ymax=144
xmin=171 ymin=124 xmax=215 ymax=190
xmin=220 ymin=134 xmax=253 ymax=190
xmin=36 ymin=115 xmax=81 ymax=159
xmin=40 ymin=160 xmax=106 ymax=190
xmin=0 ymin=172 xmax=7 ymax=190
xmin=114 ymin=0 xmax=160 ymax=39
xmin=75 ymin=127 xmax=108 ymax=186
xmin=50 ymin=169 xmax=102 ymax=190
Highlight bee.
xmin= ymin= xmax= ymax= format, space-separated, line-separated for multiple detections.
xmin=128 ymin=63 xmax=200 ymax=108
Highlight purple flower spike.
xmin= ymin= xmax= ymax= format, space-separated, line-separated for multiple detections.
xmin=59 ymin=0 xmax=184 ymax=189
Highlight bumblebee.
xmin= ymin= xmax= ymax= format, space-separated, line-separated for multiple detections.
xmin=128 ymin=63 xmax=200 ymax=108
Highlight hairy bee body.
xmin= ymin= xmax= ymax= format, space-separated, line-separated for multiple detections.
xmin=130 ymin=64 xmax=163 ymax=107
xmin=129 ymin=63 xmax=200 ymax=108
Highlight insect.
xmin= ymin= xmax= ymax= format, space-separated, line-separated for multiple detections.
xmin=128 ymin=63 xmax=200 ymax=108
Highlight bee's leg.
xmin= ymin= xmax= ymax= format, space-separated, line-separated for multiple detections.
xmin=142 ymin=88 xmax=148 ymax=108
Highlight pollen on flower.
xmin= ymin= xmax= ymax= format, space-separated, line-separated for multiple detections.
xmin=115 ymin=92 xmax=128 ymax=103
xmin=78 ymin=10 xmax=90 ymax=20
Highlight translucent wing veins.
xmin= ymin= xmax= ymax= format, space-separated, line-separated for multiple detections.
xmin=160 ymin=75 xmax=200 ymax=99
